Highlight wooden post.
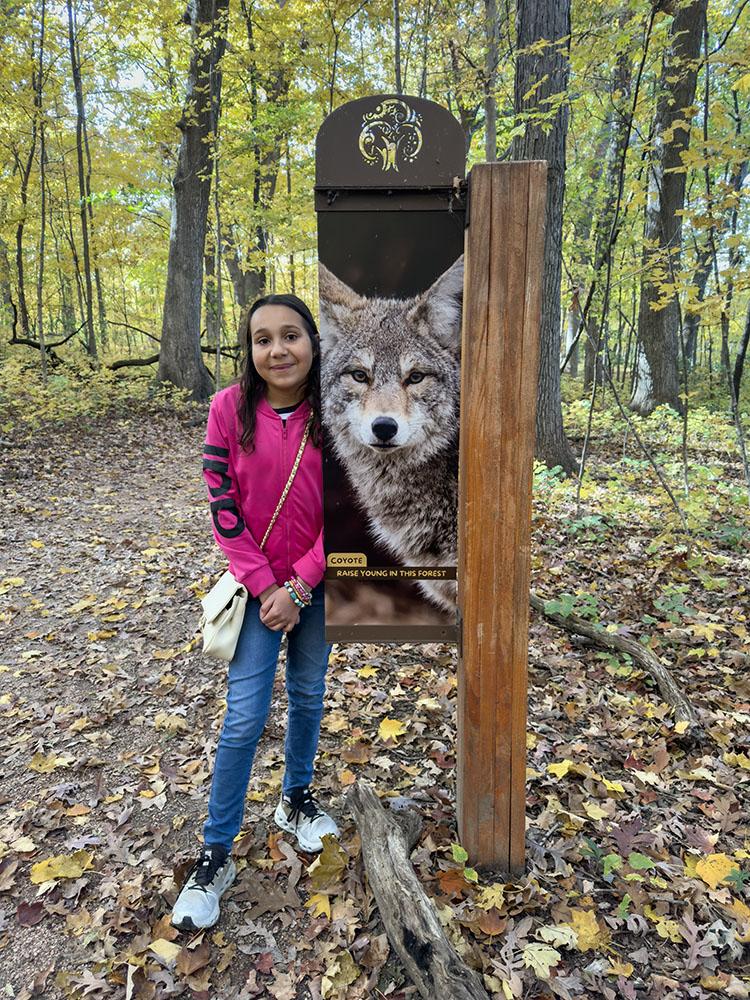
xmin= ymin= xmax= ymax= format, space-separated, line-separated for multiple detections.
xmin=457 ymin=161 xmax=547 ymax=873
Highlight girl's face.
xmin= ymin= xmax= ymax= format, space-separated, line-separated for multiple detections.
xmin=250 ymin=304 xmax=315 ymax=407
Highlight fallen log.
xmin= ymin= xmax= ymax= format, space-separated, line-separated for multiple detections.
xmin=529 ymin=591 xmax=701 ymax=737
xmin=348 ymin=781 xmax=490 ymax=1000
xmin=108 ymin=354 xmax=160 ymax=370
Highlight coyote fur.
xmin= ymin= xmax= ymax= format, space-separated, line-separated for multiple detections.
xmin=318 ymin=258 xmax=463 ymax=612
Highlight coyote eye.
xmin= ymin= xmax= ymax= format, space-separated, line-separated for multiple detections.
xmin=349 ymin=369 xmax=369 ymax=383
xmin=405 ymin=371 xmax=426 ymax=385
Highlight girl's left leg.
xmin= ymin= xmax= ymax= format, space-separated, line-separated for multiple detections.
xmin=282 ymin=583 xmax=331 ymax=795
xmin=273 ymin=584 xmax=338 ymax=851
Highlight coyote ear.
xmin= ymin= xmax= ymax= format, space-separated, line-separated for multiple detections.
xmin=415 ymin=255 xmax=464 ymax=351
xmin=318 ymin=263 xmax=364 ymax=347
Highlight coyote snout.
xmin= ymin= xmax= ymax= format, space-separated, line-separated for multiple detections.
xmin=371 ymin=416 xmax=398 ymax=444
xmin=318 ymin=258 xmax=463 ymax=613
xmin=347 ymin=386 xmax=436 ymax=453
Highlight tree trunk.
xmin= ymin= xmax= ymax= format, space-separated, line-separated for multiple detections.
xmin=37 ymin=0 xmax=48 ymax=384
xmin=13 ymin=143 xmax=36 ymax=343
xmin=629 ymin=0 xmax=707 ymax=416
xmin=80 ymin=78 xmax=107 ymax=346
xmin=54 ymin=106 xmax=86 ymax=329
xmin=447 ymin=40 xmax=483 ymax=158
xmin=683 ymin=246 xmax=712 ymax=367
xmin=224 ymin=242 xmax=264 ymax=315
xmin=565 ymin=288 xmax=581 ymax=378
xmin=44 ymin=180 xmax=78 ymax=340
xmin=484 ymin=0 xmax=498 ymax=161
xmin=204 ymin=249 xmax=218 ymax=345
xmin=686 ymin=154 xmax=747 ymax=368
xmin=511 ymin=0 xmax=577 ymax=475
xmin=286 ymin=143 xmax=295 ymax=294
xmin=0 ymin=235 xmax=18 ymax=338
xmin=12 ymin=57 xmax=40 ymax=345
xmin=418 ymin=0 xmax=431 ymax=98
xmin=584 ymin=38 xmax=632 ymax=394
xmin=157 ymin=0 xmax=229 ymax=400
xmin=394 ymin=0 xmax=402 ymax=94
xmin=67 ymin=0 xmax=96 ymax=358
xmin=733 ymin=296 xmax=750 ymax=404
xmin=229 ymin=0 xmax=290 ymax=311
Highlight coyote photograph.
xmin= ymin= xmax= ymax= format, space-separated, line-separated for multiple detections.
xmin=318 ymin=256 xmax=463 ymax=615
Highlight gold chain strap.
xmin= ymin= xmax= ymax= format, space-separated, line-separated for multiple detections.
xmin=260 ymin=414 xmax=313 ymax=552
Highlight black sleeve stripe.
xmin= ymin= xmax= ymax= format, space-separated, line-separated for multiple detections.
xmin=204 ymin=444 xmax=230 ymax=457
xmin=202 ymin=459 xmax=228 ymax=473
xmin=210 ymin=498 xmax=245 ymax=538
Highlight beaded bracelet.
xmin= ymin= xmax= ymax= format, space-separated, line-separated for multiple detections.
xmin=284 ymin=580 xmax=307 ymax=609
xmin=290 ymin=576 xmax=312 ymax=605
xmin=287 ymin=577 xmax=312 ymax=607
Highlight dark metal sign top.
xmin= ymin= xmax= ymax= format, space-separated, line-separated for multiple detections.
xmin=316 ymin=95 xmax=466 ymax=189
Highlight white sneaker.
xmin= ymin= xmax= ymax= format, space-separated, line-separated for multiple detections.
xmin=274 ymin=788 xmax=339 ymax=852
xmin=171 ymin=846 xmax=236 ymax=931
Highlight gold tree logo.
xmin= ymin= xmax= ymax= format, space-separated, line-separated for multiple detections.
xmin=358 ymin=99 xmax=423 ymax=172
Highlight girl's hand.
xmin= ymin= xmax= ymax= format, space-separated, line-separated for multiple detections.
xmin=259 ymin=586 xmax=300 ymax=632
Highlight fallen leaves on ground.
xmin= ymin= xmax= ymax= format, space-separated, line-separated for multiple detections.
xmin=0 ymin=410 xmax=749 ymax=999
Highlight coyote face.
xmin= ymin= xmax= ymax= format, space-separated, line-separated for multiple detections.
xmin=318 ymin=258 xmax=463 ymax=465
xmin=318 ymin=258 xmax=463 ymax=612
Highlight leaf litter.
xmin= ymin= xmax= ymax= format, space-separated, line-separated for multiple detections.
xmin=0 ymin=410 xmax=748 ymax=999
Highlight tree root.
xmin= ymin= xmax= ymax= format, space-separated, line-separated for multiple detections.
xmin=348 ymin=781 xmax=490 ymax=1000
xmin=530 ymin=591 xmax=702 ymax=740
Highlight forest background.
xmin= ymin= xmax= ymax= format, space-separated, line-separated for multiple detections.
xmin=2 ymin=1 xmax=750 ymax=1000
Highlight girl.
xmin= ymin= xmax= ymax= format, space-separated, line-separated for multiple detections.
xmin=172 ymin=294 xmax=338 ymax=932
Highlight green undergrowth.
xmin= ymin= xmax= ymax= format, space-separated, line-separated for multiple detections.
xmin=562 ymin=396 xmax=748 ymax=457
xmin=533 ymin=394 xmax=749 ymax=632
xmin=0 ymin=357 xmax=192 ymax=437
xmin=537 ymin=395 xmax=750 ymax=544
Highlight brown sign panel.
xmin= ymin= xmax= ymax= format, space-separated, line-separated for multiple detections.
xmin=316 ymin=96 xmax=466 ymax=643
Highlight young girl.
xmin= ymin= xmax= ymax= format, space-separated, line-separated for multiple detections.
xmin=172 ymin=294 xmax=338 ymax=932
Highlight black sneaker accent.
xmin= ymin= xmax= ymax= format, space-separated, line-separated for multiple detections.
xmin=184 ymin=845 xmax=228 ymax=888
xmin=285 ymin=787 xmax=324 ymax=824
xmin=171 ymin=845 xmax=236 ymax=930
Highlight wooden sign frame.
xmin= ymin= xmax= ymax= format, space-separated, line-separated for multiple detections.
xmin=456 ymin=162 xmax=547 ymax=873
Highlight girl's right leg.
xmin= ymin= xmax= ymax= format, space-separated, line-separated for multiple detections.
xmin=173 ymin=602 xmax=281 ymax=931
xmin=202 ymin=599 xmax=282 ymax=852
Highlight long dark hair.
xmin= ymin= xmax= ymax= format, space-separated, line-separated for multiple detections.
xmin=236 ymin=293 xmax=322 ymax=452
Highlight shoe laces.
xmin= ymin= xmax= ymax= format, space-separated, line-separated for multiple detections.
xmin=186 ymin=847 xmax=226 ymax=888
xmin=287 ymin=788 xmax=322 ymax=823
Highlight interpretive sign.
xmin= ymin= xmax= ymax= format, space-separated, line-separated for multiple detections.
xmin=315 ymin=96 xmax=466 ymax=643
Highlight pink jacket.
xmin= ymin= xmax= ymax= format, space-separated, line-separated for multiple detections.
xmin=202 ymin=385 xmax=324 ymax=597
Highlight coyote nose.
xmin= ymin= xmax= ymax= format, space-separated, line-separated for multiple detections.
xmin=372 ymin=417 xmax=398 ymax=442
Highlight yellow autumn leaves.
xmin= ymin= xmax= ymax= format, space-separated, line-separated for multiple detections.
xmin=546 ymin=758 xmax=626 ymax=795
xmin=520 ymin=910 xmax=612 ymax=983
xmin=378 ymin=717 xmax=406 ymax=743
xmin=688 ymin=852 xmax=743 ymax=889
xmin=30 ymin=850 xmax=93 ymax=884
xmin=28 ymin=751 xmax=76 ymax=773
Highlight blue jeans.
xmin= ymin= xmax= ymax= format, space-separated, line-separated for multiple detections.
xmin=202 ymin=584 xmax=330 ymax=852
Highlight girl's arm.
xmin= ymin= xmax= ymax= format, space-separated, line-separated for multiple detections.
xmin=291 ymin=529 xmax=325 ymax=592
xmin=203 ymin=398 xmax=277 ymax=597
